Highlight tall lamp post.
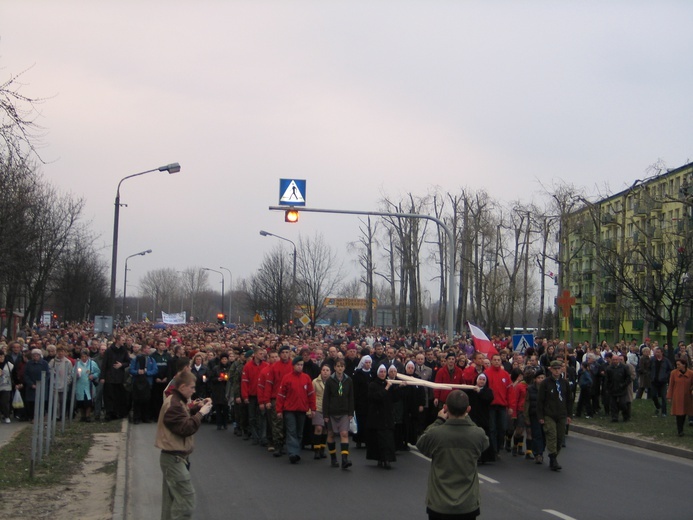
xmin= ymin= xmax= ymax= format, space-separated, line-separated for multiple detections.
xmin=110 ymin=162 xmax=180 ymax=319
xmin=220 ymin=267 xmax=233 ymax=321
xmin=259 ymin=230 xmax=297 ymax=325
xmin=123 ymin=249 xmax=152 ymax=316
xmin=203 ymin=268 xmax=224 ymax=317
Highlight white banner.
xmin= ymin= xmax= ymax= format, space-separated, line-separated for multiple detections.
xmin=161 ymin=311 xmax=187 ymax=325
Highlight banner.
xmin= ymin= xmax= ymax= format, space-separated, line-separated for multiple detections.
xmin=467 ymin=322 xmax=498 ymax=356
xmin=161 ymin=311 xmax=186 ymax=325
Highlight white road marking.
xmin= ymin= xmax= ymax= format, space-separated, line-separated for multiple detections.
xmin=543 ymin=509 xmax=578 ymax=520
xmin=478 ymin=473 xmax=499 ymax=484
xmin=409 ymin=446 xmax=499 ymax=484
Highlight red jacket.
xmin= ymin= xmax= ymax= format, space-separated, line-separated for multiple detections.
xmin=261 ymin=359 xmax=293 ymax=404
xmin=241 ymin=359 xmax=268 ymax=400
xmin=434 ymin=365 xmax=465 ymax=404
xmin=462 ymin=364 xmax=484 ymax=385
xmin=257 ymin=363 xmax=273 ymax=405
xmin=276 ymin=371 xmax=316 ymax=414
xmin=485 ymin=365 xmax=512 ymax=407
xmin=509 ymin=382 xmax=527 ymax=418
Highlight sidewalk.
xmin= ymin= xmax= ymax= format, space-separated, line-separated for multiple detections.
xmin=0 ymin=420 xmax=29 ymax=449
xmin=570 ymin=422 xmax=693 ymax=460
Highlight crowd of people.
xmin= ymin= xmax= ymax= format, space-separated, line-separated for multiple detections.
xmin=1 ymin=322 xmax=693 ymax=458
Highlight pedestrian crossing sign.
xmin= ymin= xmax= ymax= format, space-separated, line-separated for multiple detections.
xmin=512 ymin=334 xmax=534 ymax=353
xmin=279 ymin=179 xmax=306 ymax=207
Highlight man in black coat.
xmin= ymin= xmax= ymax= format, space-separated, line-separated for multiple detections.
xmin=605 ymin=354 xmax=631 ymax=422
xmin=99 ymin=335 xmax=131 ymax=420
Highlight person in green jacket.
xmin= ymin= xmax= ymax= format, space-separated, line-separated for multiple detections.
xmin=416 ymin=390 xmax=489 ymax=520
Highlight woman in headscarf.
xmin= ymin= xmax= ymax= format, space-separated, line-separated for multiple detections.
xmin=352 ymin=354 xmax=373 ymax=448
xmin=366 ymin=363 xmax=399 ymax=469
xmin=467 ymin=372 xmax=495 ymax=464
xmin=400 ymin=360 xmax=426 ymax=447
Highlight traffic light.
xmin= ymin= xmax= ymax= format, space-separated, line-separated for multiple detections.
xmin=217 ymin=313 xmax=226 ymax=326
xmin=285 ymin=209 xmax=299 ymax=223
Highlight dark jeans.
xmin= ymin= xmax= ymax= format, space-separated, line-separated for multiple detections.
xmin=215 ymin=403 xmax=229 ymax=428
xmin=103 ymin=382 xmax=128 ymax=419
xmin=529 ymin=416 xmax=545 ymax=455
xmin=576 ymin=387 xmax=593 ymax=417
xmin=609 ymin=394 xmax=629 ymax=421
xmin=247 ymin=396 xmax=266 ymax=443
xmin=488 ymin=405 xmax=507 ymax=455
xmin=650 ymin=382 xmax=668 ymax=415
xmin=284 ymin=411 xmax=306 ymax=457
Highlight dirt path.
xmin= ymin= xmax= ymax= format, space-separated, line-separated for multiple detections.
xmin=2 ymin=432 xmax=120 ymax=519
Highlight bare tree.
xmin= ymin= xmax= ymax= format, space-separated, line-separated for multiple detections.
xmin=249 ymin=246 xmax=293 ymax=330
xmin=1 ymin=65 xmax=47 ymax=161
xmin=350 ymin=216 xmax=379 ymax=326
xmin=295 ymin=232 xmax=344 ymax=335
xmin=179 ymin=267 xmax=209 ymax=320
xmin=140 ymin=268 xmax=181 ymax=318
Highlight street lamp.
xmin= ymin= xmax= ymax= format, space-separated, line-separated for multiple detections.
xmin=220 ymin=267 xmax=233 ymax=321
xmin=123 ymin=249 xmax=152 ymax=316
xmin=110 ymin=163 xmax=180 ymax=320
xmin=202 ymin=268 xmax=224 ymax=317
xmin=260 ymin=230 xmax=297 ymax=325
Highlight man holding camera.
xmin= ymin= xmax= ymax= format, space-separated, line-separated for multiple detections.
xmin=155 ymin=370 xmax=213 ymax=519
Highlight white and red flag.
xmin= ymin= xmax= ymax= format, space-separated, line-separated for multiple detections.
xmin=467 ymin=322 xmax=498 ymax=356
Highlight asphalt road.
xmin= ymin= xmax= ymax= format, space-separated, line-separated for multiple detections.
xmin=127 ymin=422 xmax=693 ymax=520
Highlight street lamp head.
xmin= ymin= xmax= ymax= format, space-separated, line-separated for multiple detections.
xmin=145 ymin=249 xmax=152 ymax=254
xmin=159 ymin=162 xmax=181 ymax=174
xmin=259 ymin=230 xmax=271 ymax=237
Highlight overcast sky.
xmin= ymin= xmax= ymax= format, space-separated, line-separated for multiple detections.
xmin=2 ymin=1 xmax=692 ymax=301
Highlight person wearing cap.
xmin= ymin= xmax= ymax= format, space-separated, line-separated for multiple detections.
xmin=537 ymin=360 xmax=572 ymax=471
xmin=276 ymin=357 xmax=316 ymax=464
xmin=416 ymin=390 xmax=489 ymax=520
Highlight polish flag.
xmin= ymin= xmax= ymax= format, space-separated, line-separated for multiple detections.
xmin=467 ymin=323 xmax=498 ymax=356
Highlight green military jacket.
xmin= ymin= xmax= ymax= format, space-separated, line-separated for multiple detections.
xmin=416 ymin=415 xmax=489 ymax=516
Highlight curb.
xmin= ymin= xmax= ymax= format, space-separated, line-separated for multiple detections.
xmin=112 ymin=419 xmax=130 ymax=520
xmin=570 ymin=424 xmax=693 ymax=460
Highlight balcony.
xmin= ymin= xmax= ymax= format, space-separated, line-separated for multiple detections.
xmin=634 ymin=202 xmax=649 ymax=216
xmin=600 ymin=319 xmax=615 ymax=330
xmin=602 ymin=213 xmax=618 ymax=226
xmin=602 ymin=292 xmax=617 ymax=303
xmin=632 ymin=231 xmax=645 ymax=244
xmin=582 ymin=272 xmax=593 ymax=282
xmin=650 ymin=227 xmax=663 ymax=241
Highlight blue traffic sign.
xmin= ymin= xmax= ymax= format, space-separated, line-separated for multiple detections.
xmin=512 ymin=334 xmax=534 ymax=353
xmin=279 ymin=179 xmax=306 ymax=207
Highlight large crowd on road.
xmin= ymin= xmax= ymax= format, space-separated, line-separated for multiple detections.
xmin=1 ymin=321 xmax=693 ymax=469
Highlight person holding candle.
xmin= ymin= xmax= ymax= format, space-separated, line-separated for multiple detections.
xmin=209 ymin=352 xmax=232 ymax=430
xmin=75 ymin=348 xmax=100 ymax=422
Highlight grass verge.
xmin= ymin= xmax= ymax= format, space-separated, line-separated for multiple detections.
xmin=572 ymin=398 xmax=693 ymax=450
xmin=0 ymin=419 xmax=122 ymax=489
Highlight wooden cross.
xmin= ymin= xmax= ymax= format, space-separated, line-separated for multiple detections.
xmin=557 ymin=289 xmax=576 ymax=317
